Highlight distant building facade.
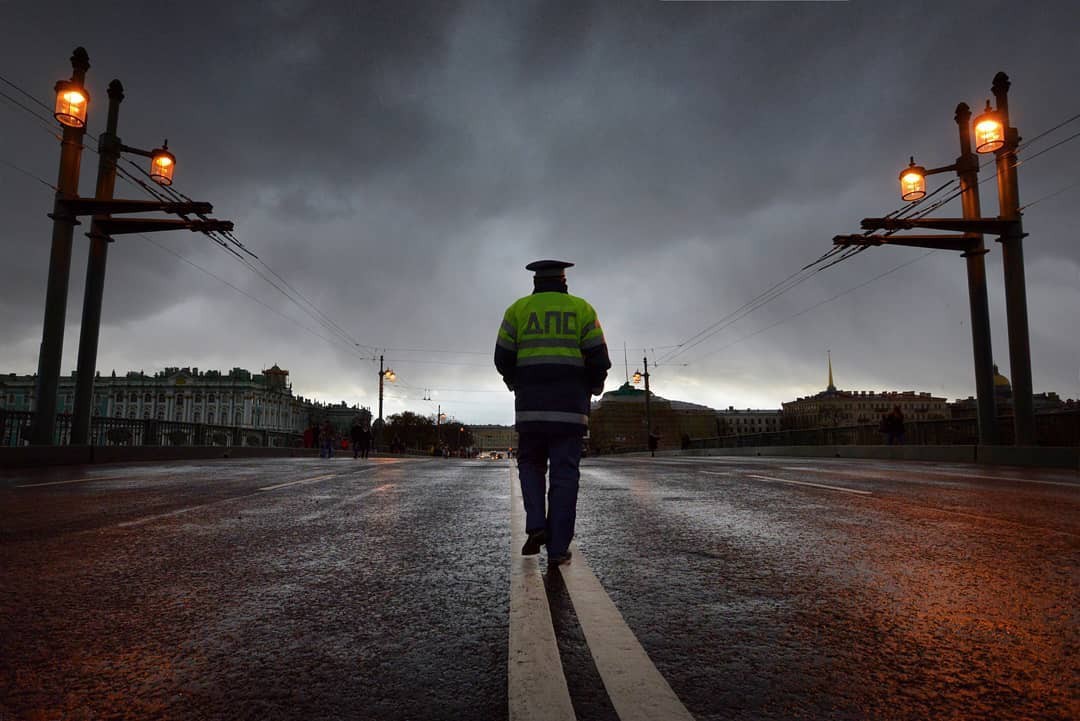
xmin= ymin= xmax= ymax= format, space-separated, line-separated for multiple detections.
xmin=781 ymin=356 xmax=949 ymax=429
xmin=0 ymin=365 xmax=367 ymax=435
xmin=716 ymin=407 xmax=783 ymax=436
xmin=589 ymin=384 xmax=719 ymax=452
xmin=469 ymin=424 xmax=518 ymax=452
xmin=948 ymin=365 xmax=1071 ymax=418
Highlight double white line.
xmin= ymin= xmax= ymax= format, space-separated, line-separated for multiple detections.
xmin=508 ymin=471 xmax=695 ymax=721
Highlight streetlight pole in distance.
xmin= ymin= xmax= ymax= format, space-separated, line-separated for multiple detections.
xmin=31 ymin=47 xmax=91 ymax=445
xmin=632 ymin=357 xmax=653 ymax=456
xmin=375 ymin=355 xmax=394 ymax=451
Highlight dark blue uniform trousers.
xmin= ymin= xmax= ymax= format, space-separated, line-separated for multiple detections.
xmin=517 ymin=431 xmax=582 ymax=557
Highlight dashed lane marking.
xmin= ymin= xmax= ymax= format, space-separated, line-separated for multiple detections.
xmin=257 ymin=472 xmax=336 ymax=490
xmin=559 ymin=544 xmax=697 ymax=721
xmin=779 ymin=465 xmax=1079 ymax=489
xmin=912 ymin=469 xmax=1079 ymax=488
xmin=746 ymin=473 xmax=872 ymax=496
xmin=508 ymin=470 xmax=576 ymax=721
xmin=15 ymin=475 xmax=134 ymax=488
xmin=108 ymin=467 xmax=381 ymax=530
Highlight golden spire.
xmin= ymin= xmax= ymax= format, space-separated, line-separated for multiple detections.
xmin=827 ymin=350 xmax=836 ymax=392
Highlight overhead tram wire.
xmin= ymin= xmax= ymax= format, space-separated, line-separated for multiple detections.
xmin=132 ymin=233 xmax=376 ymax=357
xmin=0 ymin=157 xmax=375 ymax=364
xmin=655 ymin=242 xmax=872 ymax=366
xmin=0 ymin=156 xmax=57 ymax=191
xmin=690 ymin=250 xmax=939 ymax=364
xmin=6 ymin=72 xmax=1077 ymax=378
xmin=653 ymin=245 xmax=846 ymax=365
xmin=655 ymin=172 xmax=968 ymax=367
xmin=0 ymin=74 xmax=547 ymax=367
xmin=117 ymin=156 xmax=381 ymax=353
xmin=671 ymin=112 xmax=1080 ymax=367
xmin=1019 ymin=178 xmax=1080 ymax=211
xmin=110 ymin=161 xmax=376 ymax=352
xmin=652 ymin=177 xmax=962 ymax=367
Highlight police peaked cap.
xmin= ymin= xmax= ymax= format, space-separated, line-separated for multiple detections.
xmin=525 ymin=259 xmax=575 ymax=278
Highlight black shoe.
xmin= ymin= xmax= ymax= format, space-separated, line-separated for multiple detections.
xmin=521 ymin=530 xmax=546 ymax=556
xmin=548 ymin=550 xmax=572 ymax=566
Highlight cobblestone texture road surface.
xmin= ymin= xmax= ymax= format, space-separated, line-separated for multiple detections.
xmin=1 ymin=455 xmax=1076 ymax=720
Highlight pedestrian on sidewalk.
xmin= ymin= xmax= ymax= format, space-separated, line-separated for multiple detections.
xmin=353 ymin=421 xmax=370 ymax=459
xmin=495 ymin=259 xmax=611 ymax=567
xmin=884 ymin=405 xmax=906 ymax=445
xmin=320 ymin=420 xmax=335 ymax=459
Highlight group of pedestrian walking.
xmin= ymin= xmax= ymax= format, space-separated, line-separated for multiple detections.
xmin=350 ymin=420 xmax=371 ymax=459
xmin=302 ymin=419 xmax=372 ymax=459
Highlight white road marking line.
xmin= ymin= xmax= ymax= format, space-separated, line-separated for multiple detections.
xmin=747 ymin=474 xmax=872 ymax=496
xmin=257 ymin=473 xmax=338 ymax=492
xmin=779 ymin=465 xmax=1078 ymax=489
xmin=559 ymin=545 xmax=696 ymax=721
xmin=508 ymin=470 xmax=576 ymax=721
xmin=702 ymin=470 xmax=735 ymax=476
xmin=108 ymin=468 xmax=384 ymax=531
xmin=111 ymin=495 xmax=251 ymax=529
xmin=918 ymin=469 xmax=1079 ymax=488
xmin=15 ymin=475 xmax=132 ymax=488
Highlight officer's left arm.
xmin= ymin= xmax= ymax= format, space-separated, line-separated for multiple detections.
xmin=494 ymin=307 xmax=518 ymax=390
xmin=580 ymin=304 xmax=612 ymax=395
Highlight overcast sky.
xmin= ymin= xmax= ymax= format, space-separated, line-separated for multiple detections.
xmin=2 ymin=0 xmax=1077 ymax=425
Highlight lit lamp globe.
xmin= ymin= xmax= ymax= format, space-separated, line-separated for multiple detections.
xmin=150 ymin=141 xmax=176 ymax=186
xmin=53 ymin=80 xmax=88 ymax=128
xmin=973 ymin=101 xmax=1005 ymax=154
xmin=632 ymin=371 xmax=642 ymax=385
xmin=899 ymin=157 xmax=926 ymax=201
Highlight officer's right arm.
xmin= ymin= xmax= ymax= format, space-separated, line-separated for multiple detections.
xmin=494 ymin=307 xmax=518 ymax=391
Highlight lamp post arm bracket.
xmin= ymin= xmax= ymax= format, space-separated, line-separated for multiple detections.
xmin=924 ymin=163 xmax=958 ymax=176
xmin=58 ymin=198 xmax=214 ymax=216
xmin=836 ymin=233 xmax=976 ymax=252
xmin=119 ymin=144 xmax=154 ymax=158
xmin=94 ymin=218 xmax=205 ymax=235
xmin=188 ymin=220 xmax=235 ymax=234
xmin=861 ymin=216 xmax=1014 ymax=235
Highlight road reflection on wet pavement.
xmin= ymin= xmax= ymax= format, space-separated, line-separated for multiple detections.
xmin=1 ymin=455 xmax=1076 ymax=720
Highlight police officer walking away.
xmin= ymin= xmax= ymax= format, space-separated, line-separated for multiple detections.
xmin=494 ymin=260 xmax=611 ymax=566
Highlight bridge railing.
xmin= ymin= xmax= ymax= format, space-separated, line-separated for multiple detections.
xmin=0 ymin=409 xmax=302 ymax=448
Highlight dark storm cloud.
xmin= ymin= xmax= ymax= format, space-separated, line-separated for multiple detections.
xmin=1 ymin=0 xmax=1077 ymax=420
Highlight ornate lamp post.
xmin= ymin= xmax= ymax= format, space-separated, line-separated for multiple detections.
xmin=31 ymin=48 xmax=91 ymax=445
xmin=632 ymin=357 xmax=654 ymax=456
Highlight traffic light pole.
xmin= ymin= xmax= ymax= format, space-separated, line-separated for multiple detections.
xmin=30 ymin=48 xmax=90 ymax=445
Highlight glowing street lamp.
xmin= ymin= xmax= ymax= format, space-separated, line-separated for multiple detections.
xmin=149 ymin=141 xmax=175 ymax=185
xmin=53 ymin=80 xmax=89 ymax=128
xmin=632 ymin=370 xmax=642 ymax=385
xmin=973 ymin=100 xmax=1005 ymax=154
xmin=899 ymin=157 xmax=927 ymax=201
xmin=834 ymin=72 xmax=1036 ymax=447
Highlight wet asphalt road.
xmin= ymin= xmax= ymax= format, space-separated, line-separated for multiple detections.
xmin=1 ymin=454 xmax=1077 ymax=720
